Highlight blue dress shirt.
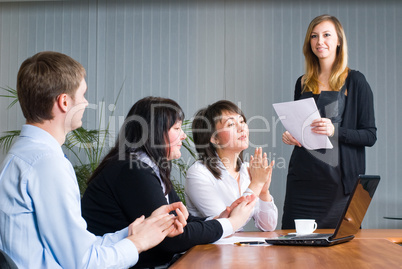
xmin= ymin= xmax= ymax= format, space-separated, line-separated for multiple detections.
xmin=0 ymin=125 xmax=138 ymax=268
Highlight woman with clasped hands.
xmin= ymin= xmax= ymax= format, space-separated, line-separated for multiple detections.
xmin=81 ymin=97 xmax=256 ymax=268
xmin=185 ymin=100 xmax=278 ymax=232
xmin=281 ymin=14 xmax=377 ymax=229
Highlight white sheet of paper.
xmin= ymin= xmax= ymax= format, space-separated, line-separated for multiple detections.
xmin=273 ymin=97 xmax=333 ymax=150
xmin=213 ymin=235 xmax=270 ymax=246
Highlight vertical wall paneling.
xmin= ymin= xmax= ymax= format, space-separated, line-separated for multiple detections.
xmin=0 ymin=0 xmax=401 ymax=229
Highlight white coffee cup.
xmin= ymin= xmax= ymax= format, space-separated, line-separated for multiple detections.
xmin=294 ymin=219 xmax=317 ymax=235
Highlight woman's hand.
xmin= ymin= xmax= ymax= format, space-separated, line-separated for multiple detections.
xmin=127 ymin=213 xmax=177 ymax=253
xmin=311 ymin=118 xmax=335 ymax=137
xmin=259 ymin=160 xmax=274 ymax=202
xmin=150 ymin=202 xmax=188 ymax=238
xmin=215 ymin=196 xmax=248 ymax=219
xmin=248 ymin=147 xmax=274 ymax=195
xmin=282 ymin=131 xmax=301 ymax=147
xmin=226 ymin=194 xmax=257 ymax=231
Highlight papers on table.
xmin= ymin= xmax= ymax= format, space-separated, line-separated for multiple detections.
xmin=213 ymin=236 xmax=270 ymax=246
xmin=273 ymin=97 xmax=333 ymax=150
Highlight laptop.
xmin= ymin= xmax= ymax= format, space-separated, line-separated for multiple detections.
xmin=265 ymin=174 xmax=380 ymax=246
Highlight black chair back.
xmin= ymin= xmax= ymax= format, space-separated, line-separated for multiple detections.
xmin=0 ymin=249 xmax=18 ymax=269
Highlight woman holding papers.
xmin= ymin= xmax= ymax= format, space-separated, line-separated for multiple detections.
xmin=281 ymin=14 xmax=377 ymax=229
xmin=185 ymin=100 xmax=278 ymax=232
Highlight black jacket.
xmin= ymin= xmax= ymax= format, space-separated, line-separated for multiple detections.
xmin=81 ymin=159 xmax=223 ymax=268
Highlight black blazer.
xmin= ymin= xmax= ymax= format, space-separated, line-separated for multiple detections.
xmin=81 ymin=159 xmax=223 ymax=268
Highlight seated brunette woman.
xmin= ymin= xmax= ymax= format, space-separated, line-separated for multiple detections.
xmin=185 ymin=100 xmax=278 ymax=231
xmin=81 ymin=96 xmax=256 ymax=268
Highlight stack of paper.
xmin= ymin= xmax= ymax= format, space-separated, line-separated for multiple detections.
xmin=273 ymin=97 xmax=333 ymax=150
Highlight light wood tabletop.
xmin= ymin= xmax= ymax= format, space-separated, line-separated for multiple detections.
xmin=170 ymin=229 xmax=402 ymax=269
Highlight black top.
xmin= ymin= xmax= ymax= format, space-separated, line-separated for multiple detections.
xmin=81 ymin=159 xmax=223 ymax=268
xmin=281 ymin=70 xmax=377 ymax=229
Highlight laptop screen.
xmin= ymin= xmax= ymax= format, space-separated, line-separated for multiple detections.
xmin=332 ymin=175 xmax=380 ymax=240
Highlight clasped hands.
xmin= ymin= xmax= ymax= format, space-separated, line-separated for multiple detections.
xmin=215 ymin=194 xmax=258 ymax=231
xmin=282 ymin=117 xmax=335 ymax=147
xmin=248 ymin=147 xmax=274 ymax=202
xmin=127 ymin=202 xmax=188 ymax=253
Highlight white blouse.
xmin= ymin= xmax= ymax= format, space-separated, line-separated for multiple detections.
xmin=185 ymin=160 xmax=278 ymax=231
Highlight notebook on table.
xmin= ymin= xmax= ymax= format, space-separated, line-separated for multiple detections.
xmin=265 ymin=175 xmax=380 ymax=246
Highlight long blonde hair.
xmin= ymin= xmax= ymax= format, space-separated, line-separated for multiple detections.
xmin=302 ymin=14 xmax=349 ymax=94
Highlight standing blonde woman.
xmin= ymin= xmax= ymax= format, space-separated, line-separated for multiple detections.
xmin=281 ymin=15 xmax=377 ymax=229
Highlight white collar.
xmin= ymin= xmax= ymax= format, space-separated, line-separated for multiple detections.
xmin=216 ymin=155 xmax=247 ymax=175
xmin=134 ymin=151 xmax=167 ymax=196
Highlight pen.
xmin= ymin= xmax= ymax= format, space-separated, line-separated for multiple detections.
xmin=234 ymin=241 xmax=266 ymax=246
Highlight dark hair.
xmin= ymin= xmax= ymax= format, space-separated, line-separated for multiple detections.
xmin=88 ymin=96 xmax=184 ymax=195
xmin=192 ymin=100 xmax=246 ymax=179
xmin=17 ymin=51 xmax=86 ymax=123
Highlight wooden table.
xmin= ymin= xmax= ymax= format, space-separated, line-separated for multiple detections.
xmin=170 ymin=229 xmax=402 ymax=269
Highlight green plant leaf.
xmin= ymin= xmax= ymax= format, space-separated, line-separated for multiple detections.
xmin=0 ymin=130 xmax=21 ymax=153
xmin=65 ymin=128 xmax=104 ymax=151
xmin=0 ymin=86 xmax=18 ymax=109
xmin=73 ymin=164 xmax=93 ymax=197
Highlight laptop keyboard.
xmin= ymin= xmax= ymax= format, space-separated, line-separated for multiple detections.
xmin=292 ymin=233 xmax=332 ymax=239
xmin=265 ymin=234 xmax=333 ymax=246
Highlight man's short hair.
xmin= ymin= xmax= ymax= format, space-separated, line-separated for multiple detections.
xmin=17 ymin=51 xmax=86 ymax=123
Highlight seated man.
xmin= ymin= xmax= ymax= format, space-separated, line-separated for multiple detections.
xmin=0 ymin=51 xmax=186 ymax=268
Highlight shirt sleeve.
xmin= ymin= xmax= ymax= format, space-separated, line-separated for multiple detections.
xmin=28 ymin=154 xmax=138 ymax=269
xmin=241 ymin=163 xmax=278 ymax=231
xmin=215 ymin=218 xmax=234 ymax=238
xmin=185 ymin=163 xmax=229 ymax=218
xmin=252 ymin=195 xmax=278 ymax=232
xmin=337 ymin=71 xmax=377 ymax=147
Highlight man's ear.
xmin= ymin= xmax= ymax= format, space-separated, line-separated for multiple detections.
xmin=56 ymin=93 xmax=69 ymax=113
